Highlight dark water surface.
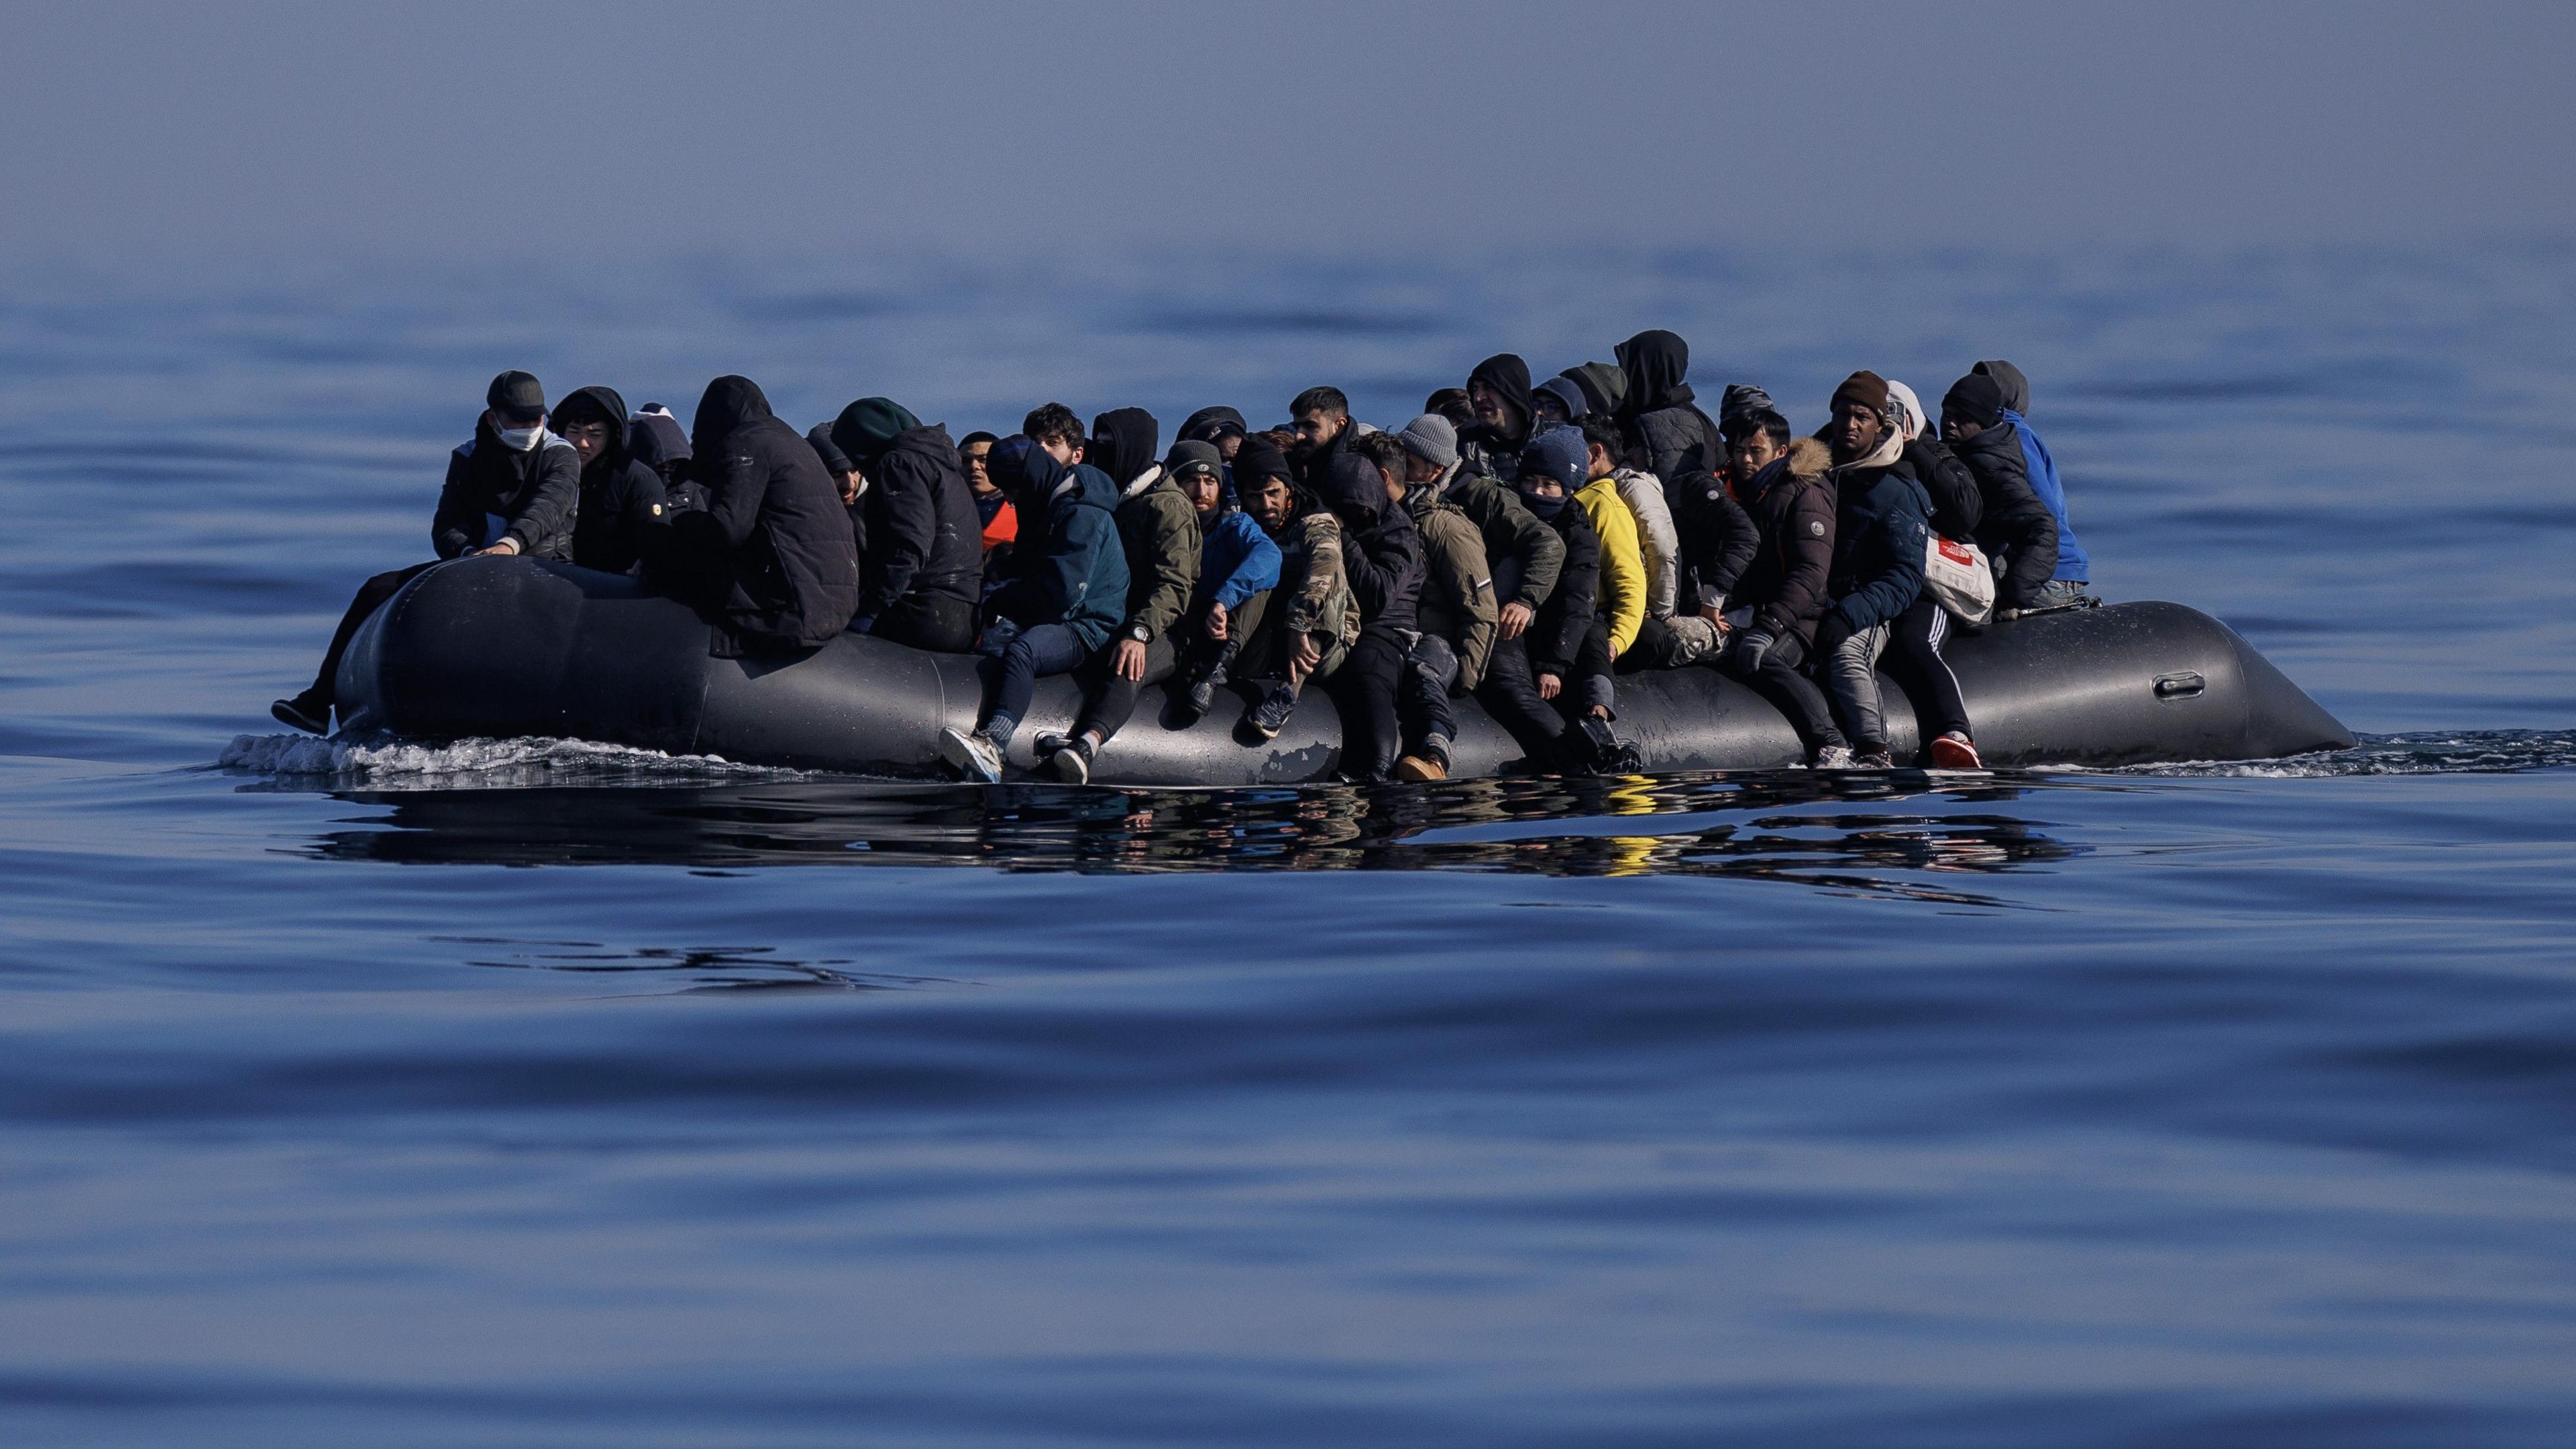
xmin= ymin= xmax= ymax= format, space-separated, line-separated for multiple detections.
xmin=3 ymin=247 xmax=2573 ymax=1445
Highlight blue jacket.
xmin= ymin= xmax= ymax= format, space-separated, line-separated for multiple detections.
xmin=1827 ymin=459 xmax=1931 ymax=634
xmin=995 ymin=449 xmax=1130 ymax=651
xmin=1191 ymin=508 xmax=1283 ymax=614
xmin=2004 ymin=410 xmax=2089 ymax=582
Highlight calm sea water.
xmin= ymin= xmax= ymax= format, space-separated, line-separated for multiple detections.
xmin=2 ymin=246 xmax=2572 ymax=1446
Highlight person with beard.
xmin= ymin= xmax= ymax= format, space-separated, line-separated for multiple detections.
xmin=1313 ymin=442 xmax=1424 ymax=782
xmin=270 ymin=370 xmax=580 ymax=734
xmin=1357 ymin=430 xmax=1492 ymax=782
xmin=643 ymin=374 xmax=861 ymax=658
xmin=1390 ymin=413 xmax=1568 ymax=769
xmin=1515 ymin=427 xmax=1638 ymax=773
xmin=551 ymin=385 xmax=667 ymax=575
xmin=1234 ymin=436 xmax=1359 ymax=742
xmin=828 ymin=397 xmax=983 ymax=652
xmin=938 ymin=427 xmax=1129 ymax=782
xmin=1813 ymin=372 xmax=1931 ymax=769
xmin=1459 ymin=354 xmax=1534 ymax=482
xmin=1717 ymin=405 xmax=1848 ymax=766
xmin=1285 ymin=386 xmax=1356 ymax=494
xmin=1168 ymin=443 xmax=1283 ymax=724
xmin=1036 ymin=433 xmax=1203 ymax=782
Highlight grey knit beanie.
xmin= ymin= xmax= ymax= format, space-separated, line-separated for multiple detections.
xmin=1395 ymin=413 xmax=1458 ymax=469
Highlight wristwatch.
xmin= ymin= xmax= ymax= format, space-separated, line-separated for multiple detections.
xmin=1128 ymin=623 xmax=1152 ymax=643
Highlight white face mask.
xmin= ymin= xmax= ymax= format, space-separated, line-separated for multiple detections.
xmin=497 ymin=422 xmax=543 ymax=451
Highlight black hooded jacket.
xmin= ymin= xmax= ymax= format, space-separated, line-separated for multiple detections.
xmin=851 ymin=423 xmax=983 ymax=623
xmin=1949 ymin=421 xmax=2060 ymax=610
xmin=554 ymin=386 xmax=669 ymax=574
xmin=1178 ymin=406 xmax=1247 ymax=445
xmin=1974 ymin=360 xmax=2032 ymax=415
xmin=1522 ymin=494 xmax=1603 ymax=682
xmin=1458 ymin=354 xmax=1533 ymax=483
xmin=1613 ymin=329 xmax=1725 ymax=488
xmin=1089 ymin=408 xmax=1161 ymax=492
xmin=1319 ymin=451 xmax=1424 ymax=640
xmin=660 ymin=375 xmax=861 ymax=650
xmin=433 ymin=413 xmax=582 ymax=561
xmin=1905 ymin=436 xmax=1984 ymax=541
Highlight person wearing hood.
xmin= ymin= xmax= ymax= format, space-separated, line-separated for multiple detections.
xmin=1559 ymin=361 xmax=1627 ymax=423
xmin=1177 ymin=405 xmax=1250 ymax=506
xmin=1230 ymin=435 xmax=1359 ymax=743
xmin=828 ymin=396 xmax=984 ymax=652
xmin=1459 ymin=353 xmax=1534 ymax=482
xmin=1313 ymin=442 xmax=1425 ymax=782
xmin=1939 ymin=373 xmax=2058 ymax=609
xmin=1814 ymin=371 xmax=1932 ymax=769
xmin=1957 ymin=360 xmax=2090 ymax=610
xmin=1532 ymin=374 xmax=1591 ymax=431
xmin=1613 ymin=329 xmax=1727 ymax=488
xmin=1169 ymin=443 xmax=1283 ymax=725
xmin=1357 ymin=431 xmax=1492 ymax=782
xmin=1583 ymin=420 xmax=1719 ymax=671
xmin=1036 ymin=431 xmax=1203 ymax=782
xmin=640 ymin=374 xmax=861 ymax=657
xmin=1882 ymin=380 xmax=1990 ymax=769
xmin=628 ymin=406 xmax=702 ymax=511
xmin=1717 ymin=405 xmax=1848 ymax=765
xmin=1515 ymin=427 xmax=1638 ymax=773
xmin=806 ymin=423 xmax=867 ymax=568
xmin=270 ymin=370 xmax=582 ymax=734
xmin=552 ymin=385 xmax=668 ymax=575
xmin=937 ymin=417 xmax=1131 ymax=781
xmin=1391 ymin=413 xmax=1570 ymax=769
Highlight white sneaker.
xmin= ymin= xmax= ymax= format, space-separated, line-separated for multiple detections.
xmin=1811 ymin=745 xmax=1856 ymax=769
xmin=937 ymin=725 xmax=1003 ymax=782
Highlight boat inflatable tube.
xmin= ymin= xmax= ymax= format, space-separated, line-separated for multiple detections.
xmin=335 ymin=557 xmax=2355 ymax=782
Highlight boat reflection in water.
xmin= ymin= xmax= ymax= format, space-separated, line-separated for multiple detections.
xmin=270 ymin=771 xmax=2090 ymax=906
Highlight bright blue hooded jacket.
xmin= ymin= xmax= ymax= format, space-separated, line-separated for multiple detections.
xmin=1190 ymin=509 xmax=1282 ymax=614
xmin=2003 ymin=410 xmax=2089 ymax=582
xmin=989 ymin=440 xmax=1130 ymax=651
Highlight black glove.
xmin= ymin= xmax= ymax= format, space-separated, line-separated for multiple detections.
xmin=1730 ymin=629 xmax=1775 ymax=673
xmin=1813 ymin=614 xmax=1854 ymax=657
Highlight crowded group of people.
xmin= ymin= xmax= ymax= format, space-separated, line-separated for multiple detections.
xmin=271 ymin=331 xmax=2094 ymax=780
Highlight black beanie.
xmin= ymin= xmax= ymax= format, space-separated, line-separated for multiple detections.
xmin=1941 ymin=374 xmax=2005 ymax=429
xmin=486 ymin=370 xmax=545 ymax=418
xmin=1234 ymin=435 xmax=1293 ymax=489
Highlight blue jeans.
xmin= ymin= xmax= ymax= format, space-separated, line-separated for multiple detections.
xmin=980 ymin=623 xmax=1091 ymax=743
xmin=2034 ymin=578 xmax=2092 ymax=610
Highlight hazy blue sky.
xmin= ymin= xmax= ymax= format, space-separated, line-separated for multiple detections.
xmin=4 ymin=1 xmax=2569 ymax=270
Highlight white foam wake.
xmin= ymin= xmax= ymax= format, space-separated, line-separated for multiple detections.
xmin=218 ymin=732 xmax=806 ymax=789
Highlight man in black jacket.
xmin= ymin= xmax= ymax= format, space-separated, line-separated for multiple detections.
xmin=1459 ymin=354 xmax=1534 ymax=482
xmin=646 ymin=375 xmax=861 ymax=655
xmin=830 ymin=396 xmax=983 ymax=651
xmin=1514 ymin=427 xmax=1634 ymax=772
xmin=1285 ymin=386 xmax=1355 ymax=495
xmin=555 ymin=385 xmax=667 ymax=575
xmin=1816 ymin=372 xmax=1931 ymax=769
xmin=270 ymin=369 xmax=581 ymax=734
xmin=1720 ymin=406 xmax=1847 ymax=765
xmin=1941 ymin=373 xmax=2060 ymax=610
xmin=1316 ymin=447 xmax=1424 ymax=782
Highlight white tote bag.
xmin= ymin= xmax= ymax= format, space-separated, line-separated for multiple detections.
xmin=1922 ymin=534 xmax=1995 ymax=625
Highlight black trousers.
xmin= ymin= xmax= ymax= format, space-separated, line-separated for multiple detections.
xmin=1475 ymin=636 xmax=1565 ymax=763
xmin=1328 ymin=631 xmax=1407 ymax=781
xmin=1888 ymin=597 xmax=1970 ymax=741
xmin=1071 ymin=635 xmax=1179 ymax=744
xmin=869 ymin=590 xmax=978 ymax=653
xmin=1723 ymin=631 xmax=1845 ymax=755
xmin=308 ymin=560 xmax=439 ymax=704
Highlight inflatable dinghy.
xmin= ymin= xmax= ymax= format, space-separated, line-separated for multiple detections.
xmin=334 ymin=556 xmax=2354 ymax=783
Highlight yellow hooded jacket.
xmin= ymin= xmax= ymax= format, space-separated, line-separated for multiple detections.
xmin=1576 ymin=473 xmax=1646 ymax=657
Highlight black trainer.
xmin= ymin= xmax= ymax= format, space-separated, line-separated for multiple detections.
xmin=1244 ymin=684 xmax=1298 ymax=741
xmin=270 ymin=690 xmax=331 ymax=736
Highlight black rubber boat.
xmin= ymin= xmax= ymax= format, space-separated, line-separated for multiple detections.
xmin=333 ymin=556 xmax=2355 ymax=782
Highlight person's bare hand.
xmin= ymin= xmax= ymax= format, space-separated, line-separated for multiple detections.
xmin=1699 ymin=605 xmax=1728 ymax=631
xmin=1499 ymin=601 xmax=1534 ymax=639
xmin=1205 ymin=603 xmax=1228 ymax=642
xmin=1291 ymin=634 xmax=1321 ymax=673
xmin=1537 ymin=672 xmax=1562 ymax=700
xmin=1114 ymin=639 xmax=1148 ymax=681
xmin=474 ymin=537 xmax=522 ymax=558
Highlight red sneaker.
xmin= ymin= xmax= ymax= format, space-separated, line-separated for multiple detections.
xmin=1928 ymin=731 xmax=1982 ymax=769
